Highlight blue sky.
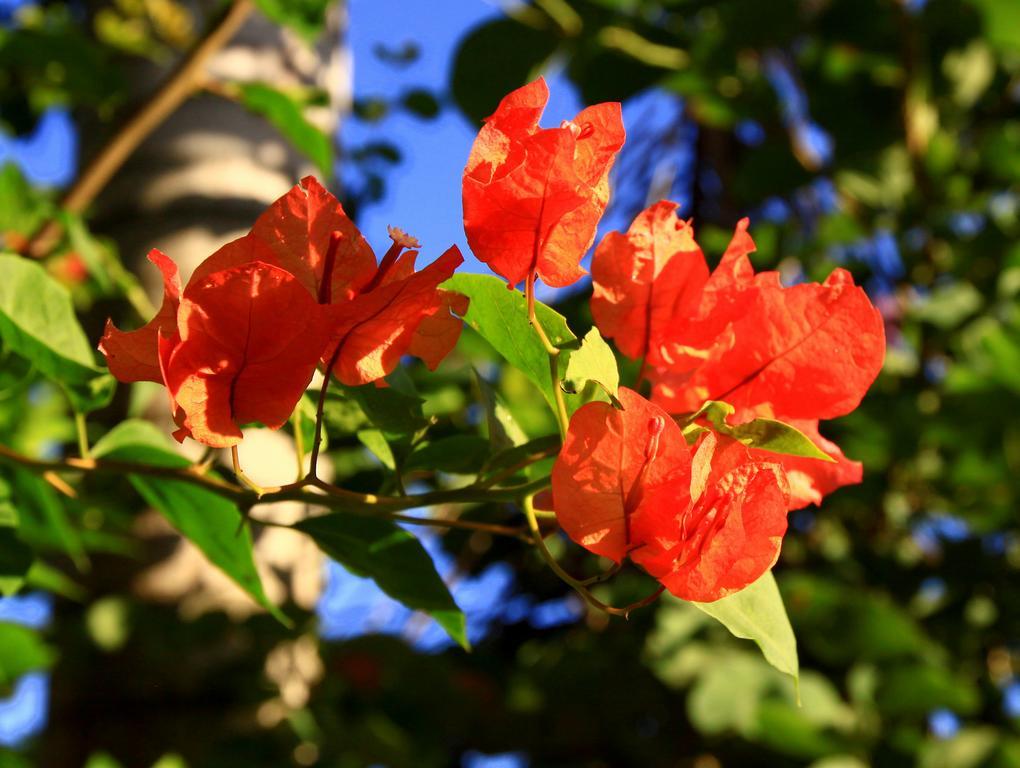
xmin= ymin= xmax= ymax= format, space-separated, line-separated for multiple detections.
xmin=343 ymin=0 xmax=584 ymax=276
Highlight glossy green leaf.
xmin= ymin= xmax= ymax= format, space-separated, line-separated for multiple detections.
xmin=690 ymin=401 xmax=833 ymax=462
xmin=0 ymin=254 xmax=114 ymax=412
xmin=0 ymin=621 xmax=55 ymax=688
xmin=295 ymin=513 xmax=468 ymax=649
xmin=406 ymin=435 xmax=490 ymax=475
xmin=92 ymin=420 xmax=288 ymax=626
xmin=357 ymin=429 xmax=396 ymax=470
xmin=443 ymin=275 xmax=576 ymax=414
xmin=337 ymin=382 xmax=427 ymax=437
xmin=475 ymin=371 xmax=528 ymax=453
xmin=693 ymin=571 xmax=799 ymax=682
xmin=236 ymin=82 xmax=334 ymax=177
xmin=562 ymin=327 xmax=620 ymax=401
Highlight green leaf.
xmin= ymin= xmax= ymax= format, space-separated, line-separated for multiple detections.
xmin=0 ymin=478 xmax=31 ymax=597
xmin=0 ymin=529 xmax=32 ymax=598
xmin=251 ymin=0 xmax=333 ymax=40
xmin=401 ymin=88 xmax=440 ymax=119
xmin=690 ymin=401 xmax=833 ymax=462
xmin=11 ymin=469 xmax=88 ymax=571
xmin=92 ymin=420 xmax=289 ymax=626
xmin=337 ymin=383 xmax=427 ymax=437
xmin=295 ymin=513 xmax=468 ymax=649
xmin=562 ymin=327 xmax=620 ymax=401
xmin=0 ymin=164 xmax=53 ymax=239
xmin=451 ymin=18 xmax=559 ymax=124
xmin=406 ymin=435 xmax=491 ymax=475
xmin=236 ymin=82 xmax=334 ymax=177
xmin=692 ymin=571 xmax=799 ymax=683
xmin=357 ymin=429 xmax=396 ymax=470
xmin=0 ymin=622 xmax=55 ymax=688
xmin=443 ymin=275 xmax=576 ymax=414
xmin=475 ymin=371 xmax=528 ymax=452
xmin=0 ymin=254 xmax=115 ymax=412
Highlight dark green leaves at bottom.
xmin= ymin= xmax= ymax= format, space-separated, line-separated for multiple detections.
xmin=296 ymin=513 xmax=468 ymax=650
xmin=92 ymin=421 xmax=288 ymax=626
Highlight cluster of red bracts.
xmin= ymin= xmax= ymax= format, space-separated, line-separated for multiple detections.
xmin=99 ymin=177 xmax=466 ymax=448
xmin=101 ymin=76 xmax=886 ymax=605
xmin=463 ymin=79 xmax=886 ymax=602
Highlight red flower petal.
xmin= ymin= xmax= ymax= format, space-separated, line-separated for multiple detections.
xmin=162 ymin=261 xmax=330 ymax=447
xmin=462 ymin=77 xmax=624 ymax=288
xmin=551 ymin=387 xmax=692 ymax=563
xmin=251 ymin=175 xmax=378 ymax=301
xmin=652 ymin=219 xmax=886 ymax=421
xmin=591 ymin=201 xmax=708 ymax=365
xmin=407 ymin=288 xmax=470 ymax=371
xmin=631 ymin=433 xmax=790 ymax=602
xmin=553 ymin=389 xmax=791 ymax=601
xmin=323 ymin=247 xmax=464 ymax=386
xmin=99 ymin=249 xmax=181 ymax=384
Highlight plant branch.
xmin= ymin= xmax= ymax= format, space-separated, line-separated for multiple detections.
xmin=23 ymin=0 xmax=254 ymax=258
xmin=525 ymin=271 xmax=570 ymax=437
xmin=521 ymin=494 xmax=664 ymax=618
xmin=0 ymin=442 xmax=550 ymax=516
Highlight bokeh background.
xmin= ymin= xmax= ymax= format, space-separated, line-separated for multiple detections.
xmin=2 ymin=0 xmax=1020 ymax=766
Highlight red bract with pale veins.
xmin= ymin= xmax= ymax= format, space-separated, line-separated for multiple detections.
xmin=462 ymin=77 xmax=625 ymax=289
xmin=551 ymin=388 xmax=790 ymax=602
xmin=250 ymin=178 xmax=467 ymax=384
xmin=161 ymin=261 xmax=332 ymax=448
xmin=649 ymin=218 xmax=885 ymax=420
xmin=98 ymin=176 xmax=466 ymax=447
xmin=591 ymin=203 xmax=885 ymax=508
xmin=591 ymin=200 xmax=707 ymax=366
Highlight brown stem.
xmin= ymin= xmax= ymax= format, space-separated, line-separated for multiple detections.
xmin=0 ymin=441 xmax=551 ymax=516
xmin=308 ymin=345 xmax=343 ymax=480
xmin=23 ymin=0 xmax=254 ymax=258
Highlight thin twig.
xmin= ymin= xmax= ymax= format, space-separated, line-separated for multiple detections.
xmin=522 ymin=494 xmax=664 ymax=619
xmin=525 ymin=271 xmax=570 ymax=437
